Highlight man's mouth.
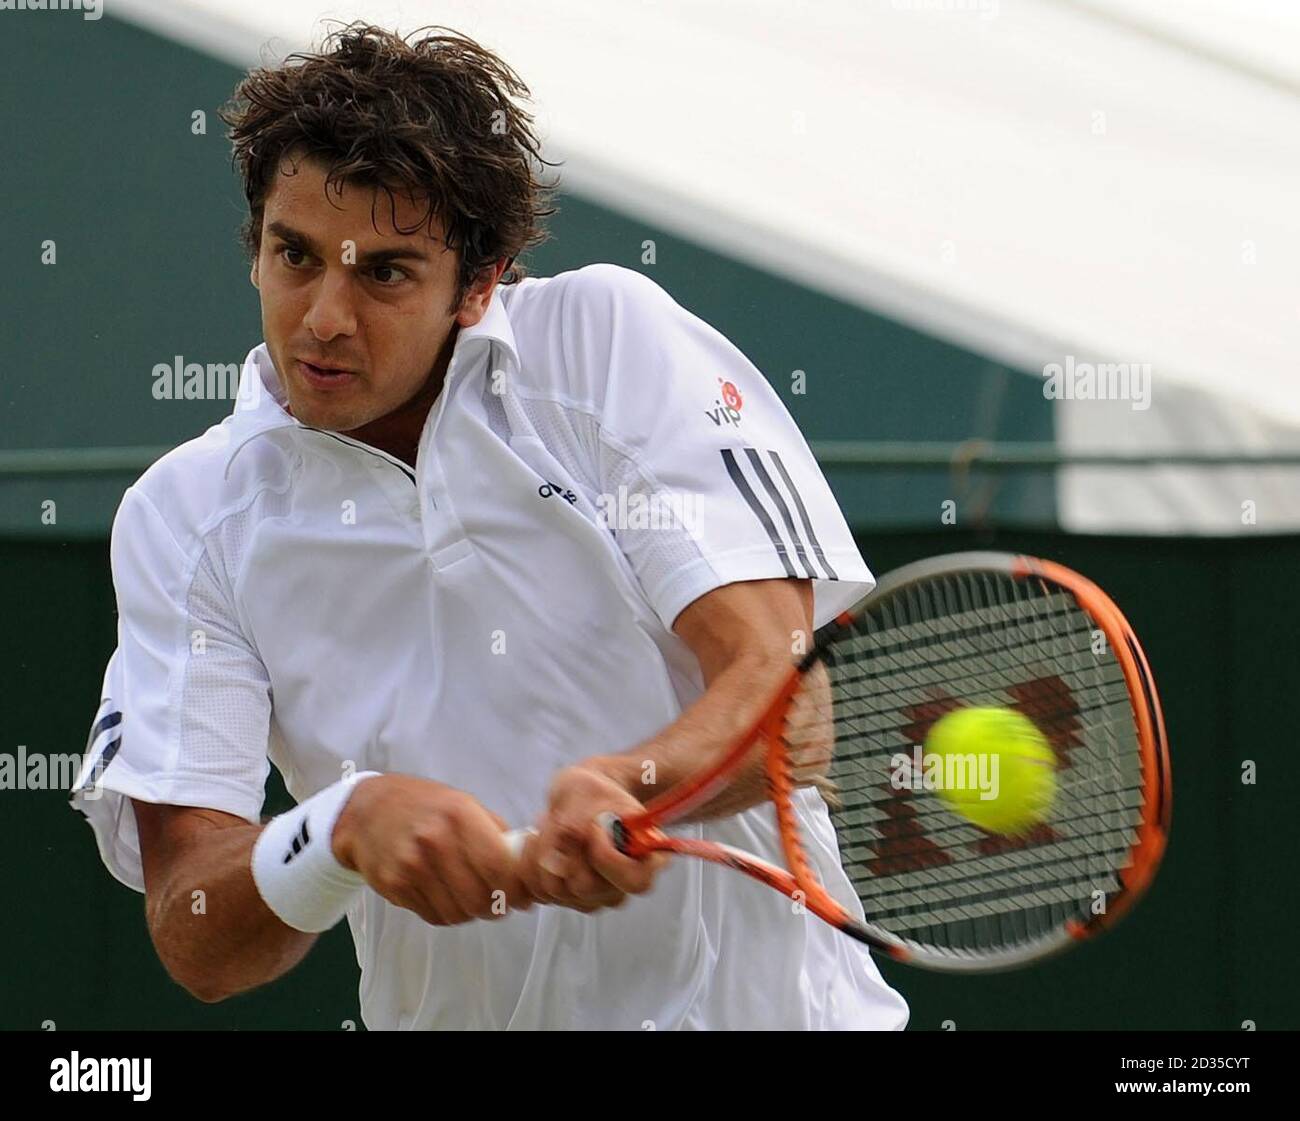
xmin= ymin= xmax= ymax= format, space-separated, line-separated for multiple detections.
xmin=297 ymin=359 xmax=358 ymax=389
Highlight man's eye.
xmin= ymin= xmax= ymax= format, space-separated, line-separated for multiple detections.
xmin=279 ymin=246 xmax=308 ymax=267
xmin=370 ymin=265 xmax=407 ymax=286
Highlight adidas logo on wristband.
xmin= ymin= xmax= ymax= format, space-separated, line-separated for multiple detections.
xmin=282 ymin=820 xmax=310 ymax=864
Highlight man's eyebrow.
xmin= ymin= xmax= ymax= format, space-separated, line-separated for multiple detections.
xmin=266 ymin=221 xmax=431 ymax=265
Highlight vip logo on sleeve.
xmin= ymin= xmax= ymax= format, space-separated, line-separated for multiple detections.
xmin=705 ymin=378 xmax=744 ymax=427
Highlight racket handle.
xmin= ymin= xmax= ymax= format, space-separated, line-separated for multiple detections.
xmin=594 ymin=811 xmax=630 ymax=854
xmin=502 ymin=827 xmax=535 ymax=859
xmin=502 ymin=816 xmax=627 ymax=859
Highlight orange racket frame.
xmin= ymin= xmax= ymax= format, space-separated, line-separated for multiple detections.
xmin=605 ymin=551 xmax=1172 ymax=972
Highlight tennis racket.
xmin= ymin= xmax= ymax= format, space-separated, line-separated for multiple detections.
xmin=509 ymin=551 xmax=1170 ymax=973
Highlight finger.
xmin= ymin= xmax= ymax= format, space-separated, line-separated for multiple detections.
xmin=517 ymin=831 xmax=567 ymax=904
xmin=515 ymin=833 xmax=562 ymax=906
xmin=586 ymin=820 xmax=666 ymax=895
xmin=546 ymin=801 xmax=596 ymax=869
xmin=390 ymin=894 xmax=443 ymax=927
xmin=513 ymin=833 xmax=546 ymax=903
xmin=465 ymin=822 xmax=533 ymax=915
xmin=535 ymin=863 xmax=570 ymax=905
xmin=562 ymin=857 xmax=627 ymax=905
xmin=540 ymin=848 xmax=572 ymax=879
xmin=532 ymin=817 xmax=577 ymax=888
xmin=561 ymin=877 xmax=625 ymax=909
xmin=408 ymin=869 xmax=473 ymax=926
xmin=553 ymin=898 xmax=603 ymax=914
xmin=371 ymin=880 xmax=443 ymax=927
xmin=554 ymin=823 xmax=615 ymax=902
xmin=452 ymin=823 xmax=534 ymax=920
xmin=396 ymin=889 xmax=458 ymax=927
xmin=370 ymin=844 xmax=472 ymax=926
xmin=555 ymin=894 xmax=624 ymax=914
xmin=415 ymin=827 xmax=495 ymax=920
xmin=502 ymin=864 xmax=536 ymax=912
xmin=457 ymin=850 xmax=507 ymax=920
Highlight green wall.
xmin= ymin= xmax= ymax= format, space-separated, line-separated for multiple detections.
xmin=0 ymin=11 xmax=1053 ymax=538
xmin=3 ymin=529 xmax=1295 ymax=1030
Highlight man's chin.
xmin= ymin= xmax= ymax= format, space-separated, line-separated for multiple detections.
xmin=286 ymin=397 xmax=372 ymax=432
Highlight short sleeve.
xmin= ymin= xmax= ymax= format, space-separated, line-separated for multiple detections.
xmin=561 ymin=265 xmax=875 ymax=631
xmin=69 ymin=485 xmax=271 ymax=891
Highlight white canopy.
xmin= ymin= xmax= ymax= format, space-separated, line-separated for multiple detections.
xmin=114 ymin=0 xmax=1300 ymax=532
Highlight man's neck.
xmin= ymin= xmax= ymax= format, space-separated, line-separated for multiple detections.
xmin=341 ymin=328 xmax=459 ymax=469
xmin=344 ymin=372 xmax=442 ymax=469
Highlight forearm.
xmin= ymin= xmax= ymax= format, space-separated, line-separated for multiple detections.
xmin=593 ymin=647 xmax=793 ymax=821
xmin=143 ymin=820 xmax=318 ymax=1003
xmin=517 ymin=581 xmax=819 ymax=910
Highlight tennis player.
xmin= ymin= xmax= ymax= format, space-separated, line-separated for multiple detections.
xmin=70 ymin=25 xmax=908 ymax=1030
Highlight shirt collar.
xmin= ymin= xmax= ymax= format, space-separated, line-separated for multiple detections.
xmin=454 ymin=286 xmax=520 ymax=371
xmin=221 ymin=288 xmax=521 ymax=478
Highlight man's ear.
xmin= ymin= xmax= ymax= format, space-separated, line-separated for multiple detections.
xmin=455 ymin=259 xmax=508 ymax=327
xmin=250 ymin=255 xmax=260 ymax=289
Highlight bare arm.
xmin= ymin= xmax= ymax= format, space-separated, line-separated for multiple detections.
xmin=601 ymin=576 xmax=814 ymax=818
xmin=132 ymin=802 xmax=317 ymax=1003
xmin=520 ymin=577 xmax=815 ymax=907
xmin=135 ymin=777 xmax=534 ymax=1004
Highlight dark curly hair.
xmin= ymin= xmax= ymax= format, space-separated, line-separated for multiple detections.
xmin=220 ymin=23 xmax=558 ymax=309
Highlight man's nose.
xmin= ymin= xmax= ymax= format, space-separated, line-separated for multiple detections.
xmin=303 ymin=269 xmax=358 ymax=341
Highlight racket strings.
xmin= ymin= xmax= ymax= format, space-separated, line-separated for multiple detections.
xmin=783 ymin=569 xmax=1146 ymax=958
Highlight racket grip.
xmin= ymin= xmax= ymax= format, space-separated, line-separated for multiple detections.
xmin=595 ymin=811 xmax=630 ymax=854
xmin=502 ymin=817 xmax=627 ymax=859
xmin=502 ymin=827 xmax=536 ymax=859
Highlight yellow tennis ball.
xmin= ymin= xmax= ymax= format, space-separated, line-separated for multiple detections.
xmin=924 ymin=706 xmax=1057 ymax=835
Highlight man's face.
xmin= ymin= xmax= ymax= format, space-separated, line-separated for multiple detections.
xmin=251 ymin=153 xmax=496 ymax=434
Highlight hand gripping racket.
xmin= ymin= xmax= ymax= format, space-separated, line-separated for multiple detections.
xmin=509 ymin=551 xmax=1170 ymax=972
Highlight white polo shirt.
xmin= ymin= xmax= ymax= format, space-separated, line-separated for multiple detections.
xmin=71 ymin=263 xmax=909 ymax=1030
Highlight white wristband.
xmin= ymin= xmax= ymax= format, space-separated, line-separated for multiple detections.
xmin=251 ymin=771 xmax=381 ymax=933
